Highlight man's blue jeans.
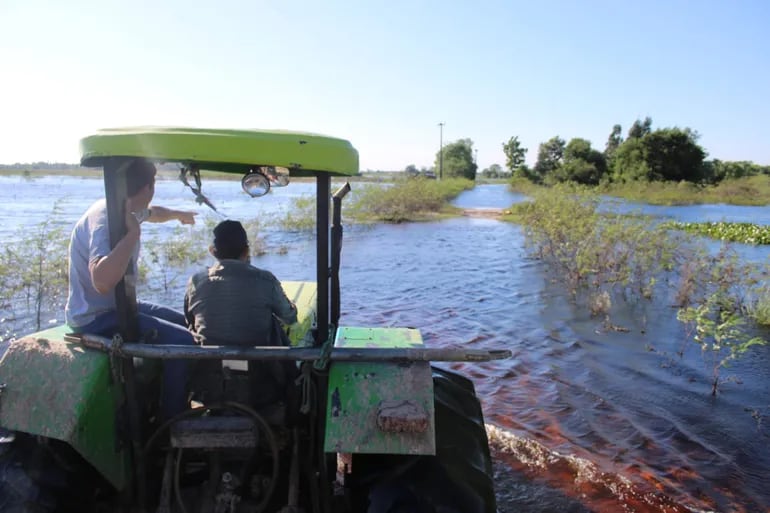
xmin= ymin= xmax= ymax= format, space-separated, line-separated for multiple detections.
xmin=74 ymin=302 xmax=194 ymax=420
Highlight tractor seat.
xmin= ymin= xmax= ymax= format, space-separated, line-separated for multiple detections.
xmin=189 ymin=358 xmax=298 ymax=424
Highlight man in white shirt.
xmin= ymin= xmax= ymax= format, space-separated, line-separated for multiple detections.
xmin=65 ymin=158 xmax=197 ymax=419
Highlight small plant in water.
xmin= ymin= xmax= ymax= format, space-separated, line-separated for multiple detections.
xmin=280 ymin=196 xmax=316 ymax=231
xmin=677 ymin=293 xmax=766 ymax=395
xmin=142 ymin=226 xmax=207 ymax=295
xmin=1 ymin=205 xmax=69 ymax=333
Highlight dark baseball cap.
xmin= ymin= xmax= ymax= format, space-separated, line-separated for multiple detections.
xmin=213 ymin=220 xmax=248 ymax=254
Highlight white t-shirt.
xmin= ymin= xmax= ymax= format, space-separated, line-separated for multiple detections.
xmin=64 ymin=199 xmax=141 ymax=328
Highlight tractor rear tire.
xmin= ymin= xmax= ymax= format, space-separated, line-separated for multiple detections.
xmin=0 ymin=436 xmax=58 ymax=513
xmin=347 ymin=366 xmax=496 ymax=513
xmin=0 ymin=433 xmax=111 ymax=513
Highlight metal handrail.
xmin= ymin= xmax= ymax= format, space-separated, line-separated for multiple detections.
xmin=65 ymin=334 xmax=512 ymax=362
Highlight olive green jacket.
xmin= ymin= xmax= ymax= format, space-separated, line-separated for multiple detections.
xmin=184 ymin=259 xmax=297 ymax=346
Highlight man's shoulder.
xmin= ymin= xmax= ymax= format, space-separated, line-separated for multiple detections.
xmin=218 ymin=261 xmax=279 ymax=283
xmin=75 ymin=199 xmax=107 ymax=229
xmin=247 ymin=264 xmax=280 ymax=282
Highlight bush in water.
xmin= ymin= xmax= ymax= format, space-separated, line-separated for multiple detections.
xmin=0 ymin=205 xmax=69 ymax=337
xmin=279 ymin=196 xmax=316 ymax=232
xmin=347 ymin=177 xmax=473 ymax=223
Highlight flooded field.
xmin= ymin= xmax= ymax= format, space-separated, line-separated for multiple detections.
xmin=0 ymin=176 xmax=768 ymax=512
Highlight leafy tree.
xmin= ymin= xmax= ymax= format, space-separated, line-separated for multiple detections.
xmin=702 ymin=160 xmax=765 ymax=183
xmin=404 ymin=164 xmax=419 ymax=176
xmin=502 ymin=136 xmax=528 ymax=174
xmin=434 ymin=138 xmax=477 ymax=180
xmin=612 ymin=126 xmax=706 ymax=182
xmin=552 ymin=138 xmax=608 ymax=185
xmin=480 ymin=163 xmax=505 ymax=178
xmin=643 ymin=128 xmax=706 ymax=182
xmin=605 ymin=124 xmax=623 ymax=158
xmin=512 ymin=164 xmax=537 ymax=182
xmin=611 ymin=137 xmax=650 ymax=181
xmin=533 ymin=136 xmax=565 ymax=182
xmin=628 ymin=117 xmax=652 ymax=139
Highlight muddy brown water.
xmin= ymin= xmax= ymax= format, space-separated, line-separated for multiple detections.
xmin=1 ymin=178 xmax=769 ymax=512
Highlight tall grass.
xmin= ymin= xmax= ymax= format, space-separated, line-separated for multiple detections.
xmin=512 ymin=175 xmax=770 ymax=206
xmin=279 ymin=196 xmax=316 ymax=231
xmin=347 ymin=177 xmax=473 ymax=222
xmin=598 ymin=175 xmax=770 ymax=206
xmin=0 ymin=206 xmax=69 ymax=337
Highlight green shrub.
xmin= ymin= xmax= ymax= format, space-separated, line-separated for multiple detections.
xmin=347 ymin=177 xmax=473 ymax=222
xmin=0 ymin=206 xmax=69 ymax=334
xmin=142 ymin=226 xmax=207 ymax=294
xmin=279 ymin=196 xmax=316 ymax=232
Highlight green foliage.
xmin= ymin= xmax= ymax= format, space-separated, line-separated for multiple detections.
xmin=347 ymin=177 xmax=473 ymax=223
xmin=609 ymin=137 xmax=650 ymax=182
xmin=627 ymin=117 xmax=652 ymax=139
xmin=611 ymin=126 xmax=706 ymax=182
xmin=0 ymin=206 xmax=69 ymax=333
xmin=745 ymin=285 xmax=770 ymax=326
xmin=600 ymin=174 xmax=770 ymax=206
xmin=240 ymin=218 xmax=268 ymax=256
xmin=480 ymin=164 xmax=507 ymax=179
xmin=280 ymin=196 xmax=316 ymax=232
xmin=435 ymin=138 xmax=477 ymax=180
xmin=702 ymin=159 xmax=770 ymax=184
xmin=507 ymin=187 xmax=768 ymax=395
xmin=551 ymin=138 xmax=608 ymax=185
xmin=678 ymin=293 xmax=766 ymax=395
xmin=533 ymin=136 xmax=565 ymax=181
xmin=644 ymin=128 xmax=706 ymax=182
xmin=142 ymin=226 xmax=207 ymax=294
xmin=604 ymin=124 xmax=623 ymax=159
xmin=502 ymin=136 xmax=528 ymax=174
xmin=664 ymin=221 xmax=770 ymax=245
xmin=509 ymin=185 xmax=677 ymax=297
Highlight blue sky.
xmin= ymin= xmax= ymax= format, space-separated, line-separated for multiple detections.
xmin=1 ymin=0 xmax=768 ymax=170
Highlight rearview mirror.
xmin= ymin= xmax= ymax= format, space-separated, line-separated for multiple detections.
xmin=262 ymin=166 xmax=291 ymax=187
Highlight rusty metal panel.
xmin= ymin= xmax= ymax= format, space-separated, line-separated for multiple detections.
xmin=0 ymin=325 xmax=128 ymax=489
xmin=324 ymin=327 xmax=435 ymax=455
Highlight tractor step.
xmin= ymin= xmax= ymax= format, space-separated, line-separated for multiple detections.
xmin=170 ymin=416 xmax=257 ymax=448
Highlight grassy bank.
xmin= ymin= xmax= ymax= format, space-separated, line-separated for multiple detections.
xmin=347 ymin=177 xmax=473 ymax=222
xmin=509 ymin=175 xmax=770 ymax=206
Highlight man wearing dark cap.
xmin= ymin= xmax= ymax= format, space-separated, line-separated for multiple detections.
xmin=184 ymin=220 xmax=297 ymax=346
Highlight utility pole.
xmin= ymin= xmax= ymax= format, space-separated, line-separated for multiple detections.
xmin=438 ymin=122 xmax=444 ymax=180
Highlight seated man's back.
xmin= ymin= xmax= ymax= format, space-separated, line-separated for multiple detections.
xmin=184 ymin=220 xmax=297 ymax=347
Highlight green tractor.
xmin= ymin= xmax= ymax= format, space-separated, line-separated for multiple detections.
xmin=0 ymin=128 xmax=509 ymax=513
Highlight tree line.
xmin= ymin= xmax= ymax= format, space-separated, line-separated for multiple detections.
xmin=501 ymin=117 xmax=770 ymax=185
xmin=403 ymin=118 xmax=768 ymax=183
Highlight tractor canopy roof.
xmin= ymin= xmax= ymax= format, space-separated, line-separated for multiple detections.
xmin=79 ymin=126 xmax=359 ymax=177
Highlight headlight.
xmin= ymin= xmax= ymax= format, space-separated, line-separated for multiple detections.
xmin=241 ymin=171 xmax=271 ymax=197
